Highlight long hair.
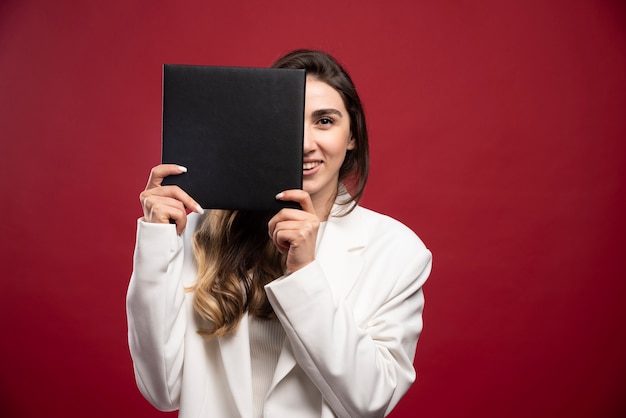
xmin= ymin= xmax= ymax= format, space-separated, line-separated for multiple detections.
xmin=192 ymin=210 xmax=283 ymax=336
xmin=191 ymin=50 xmax=370 ymax=336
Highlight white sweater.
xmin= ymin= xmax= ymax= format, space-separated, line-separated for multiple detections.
xmin=249 ymin=316 xmax=285 ymax=418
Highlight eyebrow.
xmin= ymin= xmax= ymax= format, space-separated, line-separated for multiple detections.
xmin=311 ymin=108 xmax=344 ymax=118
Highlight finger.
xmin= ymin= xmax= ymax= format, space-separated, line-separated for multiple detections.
xmin=141 ymin=185 xmax=203 ymax=214
xmin=270 ymin=217 xmax=319 ymax=254
xmin=145 ymin=197 xmax=188 ymax=235
xmin=270 ymin=208 xmax=316 ymax=224
xmin=267 ymin=208 xmax=317 ymax=239
xmin=146 ymin=164 xmax=188 ymax=190
xmin=272 ymin=219 xmax=318 ymax=230
xmin=272 ymin=229 xmax=290 ymax=254
xmin=275 ymin=190 xmax=316 ymax=214
xmin=272 ymin=228 xmax=316 ymax=271
xmin=268 ymin=216 xmax=291 ymax=253
xmin=142 ymin=194 xmax=184 ymax=217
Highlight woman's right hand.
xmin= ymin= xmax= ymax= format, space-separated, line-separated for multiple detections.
xmin=139 ymin=164 xmax=204 ymax=235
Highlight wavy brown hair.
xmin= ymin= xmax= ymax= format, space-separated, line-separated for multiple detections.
xmin=191 ymin=50 xmax=370 ymax=336
xmin=192 ymin=209 xmax=284 ymax=336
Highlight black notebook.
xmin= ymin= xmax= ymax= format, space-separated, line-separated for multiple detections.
xmin=161 ymin=64 xmax=305 ymax=211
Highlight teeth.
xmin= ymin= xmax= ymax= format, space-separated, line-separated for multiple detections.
xmin=303 ymin=161 xmax=321 ymax=170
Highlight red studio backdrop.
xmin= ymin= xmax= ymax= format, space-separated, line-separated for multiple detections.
xmin=1 ymin=1 xmax=625 ymax=417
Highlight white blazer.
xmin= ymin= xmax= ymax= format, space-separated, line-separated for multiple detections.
xmin=127 ymin=204 xmax=432 ymax=418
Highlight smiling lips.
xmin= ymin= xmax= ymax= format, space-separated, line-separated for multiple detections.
xmin=303 ymin=161 xmax=322 ymax=171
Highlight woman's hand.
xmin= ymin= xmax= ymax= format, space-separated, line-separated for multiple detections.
xmin=139 ymin=164 xmax=203 ymax=235
xmin=268 ymin=190 xmax=320 ymax=273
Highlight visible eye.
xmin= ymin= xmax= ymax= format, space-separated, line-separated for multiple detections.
xmin=317 ymin=117 xmax=334 ymax=126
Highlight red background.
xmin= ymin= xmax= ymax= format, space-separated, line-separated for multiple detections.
xmin=1 ymin=1 xmax=625 ymax=417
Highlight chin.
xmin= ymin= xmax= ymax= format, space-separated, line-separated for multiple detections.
xmin=302 ymin=186 xmax=317 ymax=195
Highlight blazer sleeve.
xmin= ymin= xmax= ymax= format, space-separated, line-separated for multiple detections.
xmin=265 ymin=224 xmax=432 ymax=418
xmin=126 ymin=219 xmax=187 ymax=411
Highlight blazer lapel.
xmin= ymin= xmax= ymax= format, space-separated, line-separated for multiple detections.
xmin=268 ymin=337 xmax=297 ymax=393
xmin=217 ymin=314 xmax=253 ymax=418
xmin=316 ymin=205 xmax=366 ymax=299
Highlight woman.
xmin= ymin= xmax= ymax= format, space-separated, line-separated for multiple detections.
xmin=127 ymin=50 xmax=432 ymax=418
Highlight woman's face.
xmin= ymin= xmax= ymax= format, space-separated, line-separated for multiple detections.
xmin=302 ymin=76 xmax=355 ymax=208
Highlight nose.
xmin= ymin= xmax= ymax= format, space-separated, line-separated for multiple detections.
xmin=303 ymin=124 xmax=315 ymax=154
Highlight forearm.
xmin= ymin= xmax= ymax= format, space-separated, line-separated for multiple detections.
xmin=266 ymin=250 xmax=432 ymax=418
xmin=126 ymin=220 xmax=187 ymax=411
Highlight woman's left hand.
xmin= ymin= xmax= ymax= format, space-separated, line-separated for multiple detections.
xmin=268 ymin=190 xmax=320 ymax=273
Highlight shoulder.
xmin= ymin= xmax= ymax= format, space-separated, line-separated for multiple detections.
xmin=351 ymin=206 xmax=428 ymax=252
xmin=330 ymin=205 xmax=431 ymax=278
xmin=336 ymin=205 xmax=432 ymax=295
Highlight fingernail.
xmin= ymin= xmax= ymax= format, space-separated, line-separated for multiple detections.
xmin=178 ymin=165 xmax=188 ymax=173
xmin=195 ymin=205 xmax=204 ymax=215
xmin=275 ymin=192 xmax=284 ymax=200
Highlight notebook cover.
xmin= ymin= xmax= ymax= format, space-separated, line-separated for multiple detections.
xmin=161 ymin=64 xmax=305 ymax=211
